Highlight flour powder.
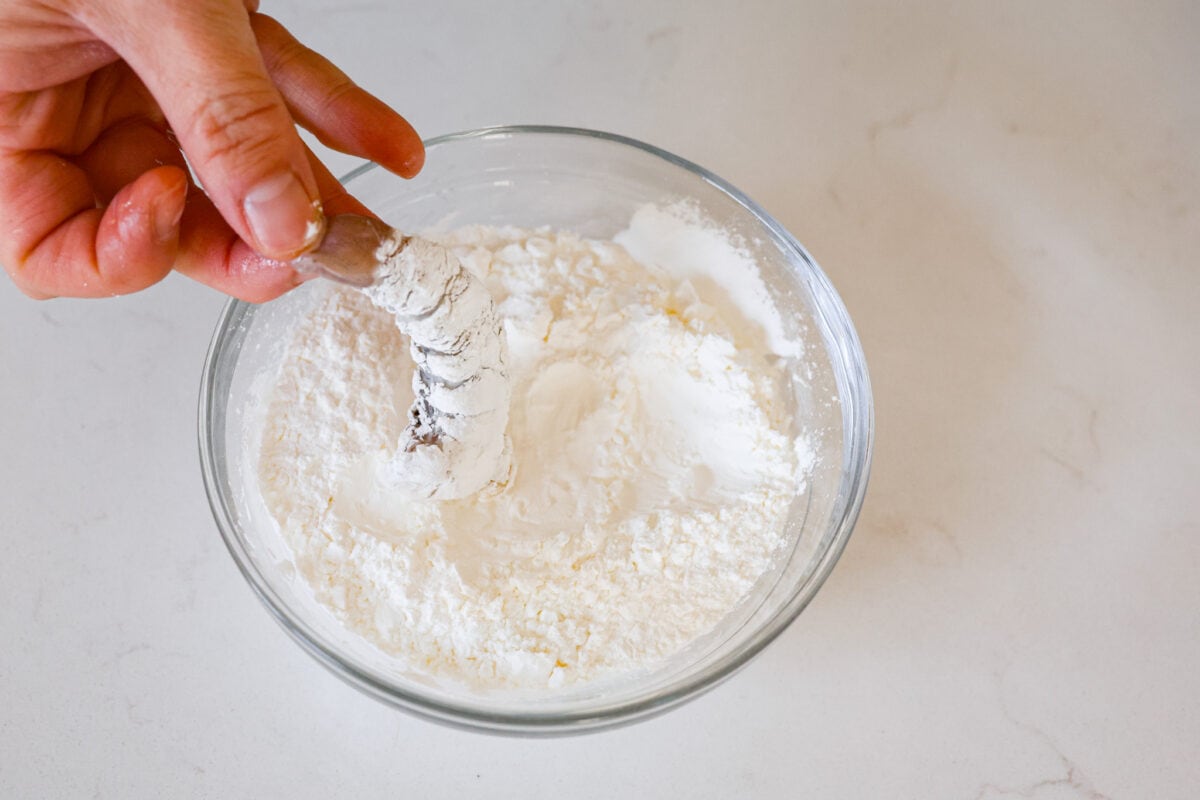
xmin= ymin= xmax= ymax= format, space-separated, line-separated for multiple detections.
xmin=256 ymin=206 xmax=809 ymax=689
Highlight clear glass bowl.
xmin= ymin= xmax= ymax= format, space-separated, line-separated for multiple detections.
xmin=199 ymin=126 xmax=873 ymax=735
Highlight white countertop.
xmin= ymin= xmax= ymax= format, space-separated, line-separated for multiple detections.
xmin=3 ymin=1 xmax=1198 ymax=796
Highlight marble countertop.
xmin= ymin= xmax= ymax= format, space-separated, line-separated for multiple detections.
xmin=2 ymin=1 xmax=1197 ymax=796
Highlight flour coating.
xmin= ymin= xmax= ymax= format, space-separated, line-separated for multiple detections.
xmin=364 ymin=235 xmax=511 ymax=499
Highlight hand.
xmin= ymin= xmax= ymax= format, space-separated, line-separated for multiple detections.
xmin=0 ymin=0 xmax=423 ymax=301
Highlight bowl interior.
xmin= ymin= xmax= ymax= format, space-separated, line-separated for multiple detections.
xmin=200 ymin=127 xmax=872 ymax=733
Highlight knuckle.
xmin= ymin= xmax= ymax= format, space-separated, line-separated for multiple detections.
xmin=318 ymin=77 xmax=359 ymax=114
xmin=186 ymin=80 xmax=288 ymax=169
xmin=268 ymin=35 xmax=311 ymax=74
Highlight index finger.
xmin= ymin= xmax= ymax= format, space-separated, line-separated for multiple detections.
xmin=0 ymin=147 xmax=186 ymax=299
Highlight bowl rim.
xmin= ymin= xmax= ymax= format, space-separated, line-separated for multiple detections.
xmin=198 ymin=124 xmax=874 ymax=735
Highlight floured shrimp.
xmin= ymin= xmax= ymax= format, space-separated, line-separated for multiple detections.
xmin=365 ymin=235 xmax=511 ymax=498
xmin=292 ymin=215 xmax=511 ymax=499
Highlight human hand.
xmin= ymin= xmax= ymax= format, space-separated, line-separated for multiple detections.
xmin=0 ymin=0 xmax=423 ymax=301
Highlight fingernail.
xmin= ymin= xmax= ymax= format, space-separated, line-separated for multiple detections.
xmin=152 ymin=181 xmax=187 ymax=243
xmin=243 ymin=173 xmax=325 ymax=258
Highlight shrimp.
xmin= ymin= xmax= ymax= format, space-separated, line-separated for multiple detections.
xmin=293 ymin=215 xmax=511 ymax=499
xmin=364 ymin=234 xmax=512 ymax=499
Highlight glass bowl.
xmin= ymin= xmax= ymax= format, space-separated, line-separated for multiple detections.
xmin=199 ymin=126 xmax=872 ymax=735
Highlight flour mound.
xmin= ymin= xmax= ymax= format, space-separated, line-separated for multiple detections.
xmin=257 ymin=215 xmax=807 ymax=689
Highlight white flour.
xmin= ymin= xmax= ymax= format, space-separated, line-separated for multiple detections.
xmin=256 ymin=207 xmax=809 ymax=688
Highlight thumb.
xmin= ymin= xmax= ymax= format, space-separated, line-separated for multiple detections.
xmin=84 ymin=0 xmax=324 ymax=260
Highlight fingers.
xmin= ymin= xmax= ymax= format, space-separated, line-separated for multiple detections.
xmin=250 ymin=13 xmax=424 ymax=179
xmin=169 ymin=146 xmax=371 ymax=303
xmin=5 ymin=2 xmax=420 ymax=304
xmin=73 ymin=116 xmax=187 ymax=204
xmin=0 ymin=64 xmax=163 ymax=162
xmin=0 ymin=152 xmax=185 ymax=299
xmin=305 ymin=144 xmax=373 ymax=218
xmin=0 ymin=86 xmax=187 ymax=299
xmin=96 ymin=167 xmax=187 ymax=292
xmin=171 ymin=191 xmax=305 ymax=303
xmin=81 ymin=0 xmax=324 ymax=260
xmin=0 ymin=118 xmax=319 ymax=303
